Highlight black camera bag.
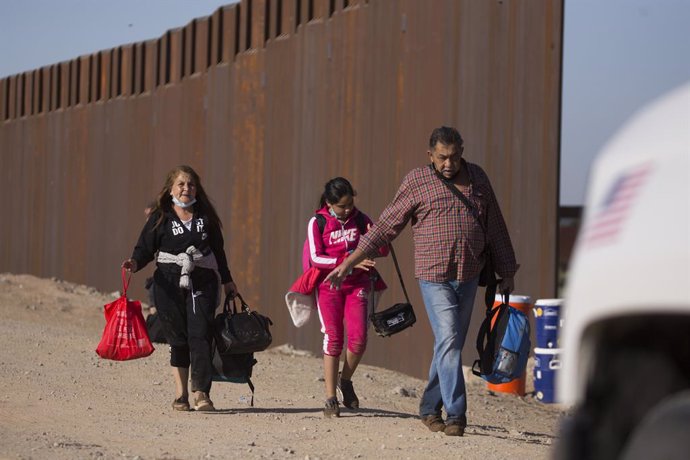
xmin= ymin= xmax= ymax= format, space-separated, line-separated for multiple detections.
xmin=369 ymin=244 xmax=416 ymax=337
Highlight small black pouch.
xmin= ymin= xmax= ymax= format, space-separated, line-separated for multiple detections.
xmin=370 ymin=302 xmax=416 ymax=337
xmin=369 ymin=245 xmax=416 ymax=337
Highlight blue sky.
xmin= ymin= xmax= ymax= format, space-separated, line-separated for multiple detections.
xmin=1 ymin=0 xmax=688 ymax=205
xmin=561 ymin=0 xmax=690 ymax=205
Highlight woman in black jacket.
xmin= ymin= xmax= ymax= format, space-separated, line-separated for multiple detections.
xmin=122 ymin=165 xmax=237 ymax=412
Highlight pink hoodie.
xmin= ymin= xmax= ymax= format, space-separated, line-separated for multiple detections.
xmin=285 ymin=207 xmax=388 ymax=328
xmin=303 ymin=207 xmax=388 ymax=277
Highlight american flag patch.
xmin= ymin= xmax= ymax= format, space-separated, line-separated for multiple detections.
xmin=582 ymin=163 xmax=653 ymax=246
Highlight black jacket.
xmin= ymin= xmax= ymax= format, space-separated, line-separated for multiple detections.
xmin=131 ymin=209 xmax=232 ymax=284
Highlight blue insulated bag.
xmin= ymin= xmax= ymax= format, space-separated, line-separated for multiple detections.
xmin=472 ymin=294 xmax=531 ymax=384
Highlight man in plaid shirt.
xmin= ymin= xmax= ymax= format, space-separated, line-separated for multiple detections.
xmin=325 ymin=126 xmax=518 ymax=436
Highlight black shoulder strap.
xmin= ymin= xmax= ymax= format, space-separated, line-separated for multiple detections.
xmin=389 ymin=244 xmax=411 ymax=304
xmin=429 ymin=164 xmax=486 ymax=233
xmin=370 ymin=243 xmax=410 ymax=314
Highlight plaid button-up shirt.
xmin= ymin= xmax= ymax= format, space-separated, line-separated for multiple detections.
xmin=358 ymin=162 xmax=517 ymax=283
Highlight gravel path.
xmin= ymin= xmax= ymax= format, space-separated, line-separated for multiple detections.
xmin=0 ymin=273 xmax=565 ymax=459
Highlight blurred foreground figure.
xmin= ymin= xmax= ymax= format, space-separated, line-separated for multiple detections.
xmin=555 ymin=83 xmax=690 ymax=459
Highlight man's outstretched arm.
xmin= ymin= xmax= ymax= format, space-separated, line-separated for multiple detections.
xmin=324 ymin=248 xmax=368 ymax=289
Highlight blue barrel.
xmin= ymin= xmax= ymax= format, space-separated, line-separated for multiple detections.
xmin=533 ymin=299 xmax=563 ymax=348
xmin=533 ymin=347 xmax=561 ymax=403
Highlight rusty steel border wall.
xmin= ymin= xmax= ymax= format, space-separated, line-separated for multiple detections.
xmin=0 ymin=0 xmax=563 ymax=380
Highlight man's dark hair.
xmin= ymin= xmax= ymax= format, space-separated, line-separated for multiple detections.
xmin=429 ymin=126 xmax=464 ymax=149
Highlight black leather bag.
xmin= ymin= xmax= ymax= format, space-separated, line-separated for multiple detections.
xmin=370 ymin=301 xmax=417 ymax=337
xmin=369 ymin=244 xmax=416 ymax=337
xmin=213 ymin=293 xmax=273 ymax=354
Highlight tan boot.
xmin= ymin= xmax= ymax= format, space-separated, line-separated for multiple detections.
xmin=421 ymin=414 xmax=446 ymax=432
xmin=444 ymin=419 xmax=466 ymax=436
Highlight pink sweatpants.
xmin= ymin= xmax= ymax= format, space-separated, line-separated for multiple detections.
xmin=316 ymin=279 xmax=369 ymax=356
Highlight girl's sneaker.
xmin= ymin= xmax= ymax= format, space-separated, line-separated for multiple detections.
xmin=323 ymin=396 xmax=341 ymax=418
xmin=337 ymin=374 xmax=360 ymax=409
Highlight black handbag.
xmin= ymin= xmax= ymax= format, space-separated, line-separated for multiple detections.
xmin=369 ymin=244 xmax=417 ymax=337
xmin=213 ymin=293 xmax=273 ymax=354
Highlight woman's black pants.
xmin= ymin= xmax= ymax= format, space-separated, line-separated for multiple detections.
xmin=153 ymin=267 xmax=219 ymax=394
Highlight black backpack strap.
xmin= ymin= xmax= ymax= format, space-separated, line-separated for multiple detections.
xmin=354 ymin=212 xmax=368 ymax=235
xmin=315 ymin=214 xmax=327 ymax=234
xmin=317 ymin=211 xmax=368 ymax=236
xmin=471 ymin=293 xmax=510 ymax=377
xmin=246 ymin=376 xmax=255 ymax=407
xmin=472 ymin=309 xmax=497 ymax=377
xmin=475 ymin=305 xmax=501 ymax=355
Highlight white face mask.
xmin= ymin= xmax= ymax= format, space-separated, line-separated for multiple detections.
xmin=171 ymin=196 xmax=197 ymax=209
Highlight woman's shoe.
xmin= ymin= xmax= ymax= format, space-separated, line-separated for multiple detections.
xmin=172 ymin=396 xmax=190 ymax=411
xmin=323 ymin=397 xmax=341 ymax=418
xmin=193 ymin=392 xmax=215 ymax=411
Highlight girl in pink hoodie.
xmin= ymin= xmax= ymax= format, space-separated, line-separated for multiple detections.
xmin=306 ymin=177 xmax=388 ymax=417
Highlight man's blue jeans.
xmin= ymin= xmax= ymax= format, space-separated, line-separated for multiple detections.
xmin=418 ymin=277 xmax=479 ymax=423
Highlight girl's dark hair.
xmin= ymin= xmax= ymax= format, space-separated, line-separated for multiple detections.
xmin=319 ymin=177 xmax=356 ymax=208
xmin=152 ymin=165 xmax=222 ymax=230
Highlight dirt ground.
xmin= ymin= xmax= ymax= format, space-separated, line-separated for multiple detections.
xmin=0 ymin=273 xmax=567 ymax=459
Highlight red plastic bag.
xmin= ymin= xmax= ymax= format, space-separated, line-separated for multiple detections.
xmin=96 ymin=269 xmax=154 ymax=360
